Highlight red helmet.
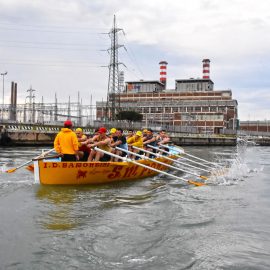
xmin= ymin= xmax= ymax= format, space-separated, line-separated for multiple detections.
xmin=64 ymin=120 xmax=73 ymax=127
xmin=98 ymin=127 xmax=107 ymax=134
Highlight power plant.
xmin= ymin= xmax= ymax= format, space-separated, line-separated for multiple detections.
xmin=98 ymin=58 xmax=238 ymax=134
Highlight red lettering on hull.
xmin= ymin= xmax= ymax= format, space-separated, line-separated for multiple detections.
xmin=122 ymin=165 xmax=139 ymax=178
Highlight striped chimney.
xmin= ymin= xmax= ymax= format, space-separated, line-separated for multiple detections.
xmin=159 ymin=61 xmax=168 ymax=88
xmin=202 ymin=59 xmax=210 ymax=79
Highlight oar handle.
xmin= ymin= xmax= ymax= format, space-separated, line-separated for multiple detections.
xmin=32 ymin=154 xmax=61 ymax=161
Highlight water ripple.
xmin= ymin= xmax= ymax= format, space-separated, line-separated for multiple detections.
xmin=0 ymin=146 xmax=270 ymax=269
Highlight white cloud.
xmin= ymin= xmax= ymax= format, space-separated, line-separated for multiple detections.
xmin=0 ymin=0 xmax=269 ymax=120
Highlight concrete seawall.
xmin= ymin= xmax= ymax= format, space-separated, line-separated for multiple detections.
xmin=5 ymin=131 xmax=56 ymax=146
xmin=0 ymin=125 xmax=237 ymax=146
xmin=170 ymin=134 xmax=236 ymax=146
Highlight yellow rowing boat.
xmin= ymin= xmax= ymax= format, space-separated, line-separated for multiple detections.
xmin=32 ymin=147 xmax=180 ymax=185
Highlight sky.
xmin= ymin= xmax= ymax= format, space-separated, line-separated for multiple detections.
xmin=0 ymin=0 xmax=270 ymax=121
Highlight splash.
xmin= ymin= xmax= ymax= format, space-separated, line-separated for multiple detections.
xmin=208 ymin=140 xmax=259 ymax=186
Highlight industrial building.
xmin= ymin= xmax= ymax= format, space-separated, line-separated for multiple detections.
xmin=96 ymin=59 xmax=238 ymax=134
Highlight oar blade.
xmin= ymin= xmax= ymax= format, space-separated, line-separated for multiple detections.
xmin=188 ymin=180 xmax=206 ymax=186
xmin=26 ymin=165 xmax=34 ymax=172
xmin=200 ymin=175 xmax=208 ymax=180
xmin=6 ymin=168 xmax=17 ymax=173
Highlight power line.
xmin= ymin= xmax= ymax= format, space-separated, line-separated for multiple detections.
xmin=0 ymin=61 xmax=105 ymax=68
xmin=0 ymin=21 xmax=107 ymax=31
xmin=122 ymin=34 xmax=145 ymax=78
xmin=0 ymin=43 xmax=107 ymax=51
xmin=0 ymin=39 xmax=109 ymax=47
xmin=0 ymin=22 xmax=107 ymax=34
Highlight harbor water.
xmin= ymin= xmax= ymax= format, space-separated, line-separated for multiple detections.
xmin=0 ymin=145 xmax=269 ymax=270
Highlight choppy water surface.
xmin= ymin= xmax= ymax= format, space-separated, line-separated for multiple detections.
xmin=0 ymin=145 xmax=269 ymax=270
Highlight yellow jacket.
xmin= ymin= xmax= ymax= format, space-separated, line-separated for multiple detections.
xmin=54 ymin=128 xmax=79 ymax=154
xmin=127 ymin=135 xmax=143 ymax=148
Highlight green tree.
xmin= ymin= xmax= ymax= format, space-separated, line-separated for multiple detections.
xmin=116 ymin=111 xmax=143 ymax=122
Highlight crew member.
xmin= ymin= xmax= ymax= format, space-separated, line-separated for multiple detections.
xmin=110 ymin=128 xmax=118 ymax=143
xmin=127 ymin=130 xmax=144 ymax=159
xmin=143 ymin=128 xmax=157 ymax=157
xmin=54 ymin=120 xmax=79 ymax=161
xmin=110 ymin=128 xmax=128 ymax=161
xmin=156 ymin=129 xmax=171 ymax=154
xmin=75 ymin=128 xmax=89 ymax=161
xmin=142 ymin=129 xmax=148 ymax=141
xmin=126 ymin=129 xmax=134 ymax=140
xmin=87 ymin=127 xmax=112 ymax=161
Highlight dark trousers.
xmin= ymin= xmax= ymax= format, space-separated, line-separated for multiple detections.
xmin=62 ymin=154 xmax=77 ymax=162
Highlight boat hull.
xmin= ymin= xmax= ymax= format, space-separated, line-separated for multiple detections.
xmin=34 ymin=155 xmax=178 ymax=185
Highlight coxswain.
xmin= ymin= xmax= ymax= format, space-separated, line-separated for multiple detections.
xmin=54 ymin=120 xmax=79 ymax=161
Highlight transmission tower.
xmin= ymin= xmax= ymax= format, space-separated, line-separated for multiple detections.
xmin=106 ymin=15 xmax=125 ymax=120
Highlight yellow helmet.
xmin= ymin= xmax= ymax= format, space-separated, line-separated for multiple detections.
xmin=110 ymin=128 xmax=117 ymax=134
xmin=76 ymin=128 xmax=83 ymax=132
xmin=136 ymin=131 xmax=142 ymax=137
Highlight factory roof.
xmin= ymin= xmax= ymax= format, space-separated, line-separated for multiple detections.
xmin=125 ymin=80 xmax=164 ymax=86
xmin=175 ymin=78 xmax=214 ymax=84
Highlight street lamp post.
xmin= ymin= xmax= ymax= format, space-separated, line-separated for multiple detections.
xmin=1 ymin=71 xmax=8 ymax=122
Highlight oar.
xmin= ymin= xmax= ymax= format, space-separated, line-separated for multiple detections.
xmin=94 ymin=147 xmax=205 ymax=186
xmin=159 ymin=144 xmax=227 ymax=176
xmin=6 ymin=148 xmax=55 ymax=173
xmin=164 ymin=144 xmax=223 ymax=168
xmin=135 ymin=145 xmax=211 ymax=174
xmin=150 ymin=144 xmax=217 ymax=170
xmin=32 ymin=154 xmax=61 ymax=161
xmin=127 ymin=146 xmax=208 ymax=180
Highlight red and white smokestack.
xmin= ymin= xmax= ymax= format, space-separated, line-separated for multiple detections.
xmin=159 ymin=61 xmax=168 ymax=88
xmin=202 ymin=59 xmax=210 ymax=79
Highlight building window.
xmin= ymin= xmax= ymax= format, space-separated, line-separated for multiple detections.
xmin=165 ymin=107 xmax=171 ymax=113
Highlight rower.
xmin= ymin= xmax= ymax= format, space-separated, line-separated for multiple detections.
xmin=127 ymin=131 xmax=144 ymax=159
xmin=142 ymin=129 xmax=148 ymax=141
xmin=156 ymin=129 xmax=171 ymax=154
xmin=126 ymin=129 xmax=134 ymax=140
xmin=110 ymin=128 xmax=128 ymax=162
xmin=86 ymin=127 xmax=112 ymax=162
xmin=110 ymin=128 xmax=117 ymax=142
xmin=143 ymin=128 xmax=157 ymax=157
xmin=75 ymin=128 xmax=89 ymax=161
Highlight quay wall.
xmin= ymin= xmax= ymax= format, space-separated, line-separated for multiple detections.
xmin=170 ymin=134 xmax=236 ymax=146
xmin=2 ymin=123 xmax=270 ymax=146
xmin=0 ymin=125 xmax=237 ymax=146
